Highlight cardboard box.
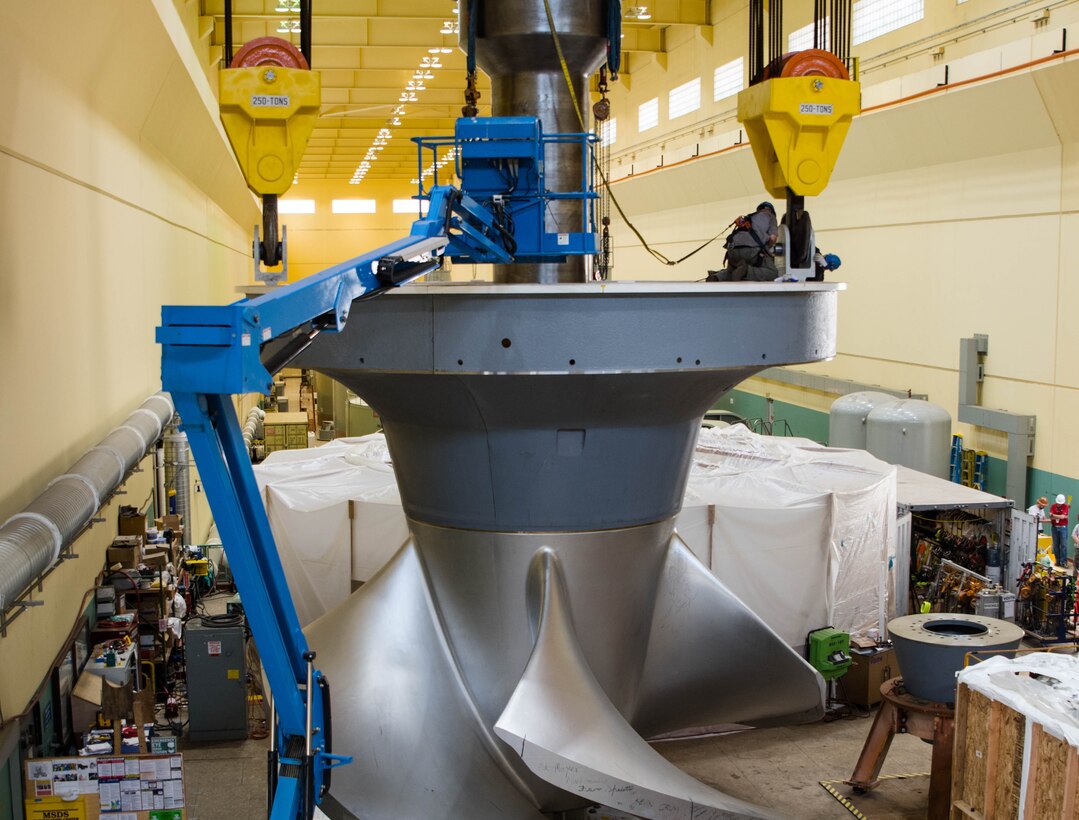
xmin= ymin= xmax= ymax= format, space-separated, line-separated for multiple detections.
xmin=142 ymin=549 xmax=170 ymax=570
xmin=844 ymin=646 xmax=900 ymax=707
xmin=118 ymin=507 xmax=147 ymax=538
xmin=106 ymin=535 xmax=143 ymax=569
xmin=106 ymin=548 xmax=138 ymax=569
xmin=159 ymin=514 xmax=183 ymax=531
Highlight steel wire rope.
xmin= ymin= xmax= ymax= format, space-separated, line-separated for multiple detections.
xmin=539 ymin=0 xmax=732 ymax=268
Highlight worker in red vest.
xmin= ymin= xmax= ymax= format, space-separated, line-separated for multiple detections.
xmin=1049 ymin=493 xmax=1070 ymax=567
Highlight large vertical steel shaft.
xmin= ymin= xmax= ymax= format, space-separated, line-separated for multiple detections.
xmin=460 ymin=0 xmax=608 ymax=283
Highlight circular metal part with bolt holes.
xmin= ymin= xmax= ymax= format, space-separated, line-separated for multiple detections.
xmin=294 ymin=281 xmax=841 ymax=531
xmin=888 ymin=613 xmax=1024 ymax=703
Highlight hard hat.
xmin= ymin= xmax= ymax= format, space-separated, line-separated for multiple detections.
xmin=824 ymin=253 xmax=842 ymax=270
xmin=1038 ymin=496 xmax=1048 ymax=505
xmin=1057 ymin=494 xmax=1066 ymax=504
xmin=757 ymin=201 xmax=775 ymax=214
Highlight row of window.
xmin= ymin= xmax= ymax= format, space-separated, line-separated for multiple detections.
xmin=278 ymin=199 xmax=425 ymax=214
xmin=620 ymin=0 xmax=924 ymax=139
xmin=633 ymin=58 xmax=740 ymax=136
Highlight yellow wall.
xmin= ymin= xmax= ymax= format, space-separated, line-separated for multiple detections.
xmin=604 ymin=2 xmax=1079 ymax=480
xmin=280 ymin=177 xmax=490 ymax=282
xmin=279 ymin=178 xmax=426 ymax=281
xmin=0 ymin=0 xmax=255 ymax=719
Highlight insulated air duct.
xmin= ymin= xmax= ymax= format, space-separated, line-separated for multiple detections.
xmin=0 ymin=392 xmax=175 ymax=608
xmin=241 ymin=406 xmax=265 ymax=450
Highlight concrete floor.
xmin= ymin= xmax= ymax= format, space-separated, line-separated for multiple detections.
xmin=179 ymin=501 xmax=933 ymax=820
xmin=180 ymin=708 xmax=933 ymax=819
xmin=655 ymin=719 xmax=932 ymax=819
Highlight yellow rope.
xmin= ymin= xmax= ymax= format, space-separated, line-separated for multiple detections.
xmin=539 ymin=0 xmax=729 ymax=269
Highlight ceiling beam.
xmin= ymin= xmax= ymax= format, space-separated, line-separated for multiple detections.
xmin=619 ymin=28 xmax=665 ymax=53
xmin=317 ymin=68 xmax=489 ymax=89
xmin=203 ymin=0 xmax=456 ymax=18
xmin=622 ymin=0 xmax=710 ymax=27
xmin=212 ymin=18 xmax=458 ymax=48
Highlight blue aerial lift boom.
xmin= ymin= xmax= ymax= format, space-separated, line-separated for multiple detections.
xmin=157 ymin=115 xmax=597 ymax=819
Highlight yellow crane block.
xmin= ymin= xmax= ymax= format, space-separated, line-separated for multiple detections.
xmin=737 ymin=75 xmax=860 ymax=198
xmin=219 ymin=66 xmax=320 ymax=196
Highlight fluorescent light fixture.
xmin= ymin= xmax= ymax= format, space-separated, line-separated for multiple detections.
xmin=278 ymin=199 xmax=315 ymax=214
xmin=332 ymin=199 xmax=377 ymax=214
xmin=393 ymin=199 xmax=429 ymax=215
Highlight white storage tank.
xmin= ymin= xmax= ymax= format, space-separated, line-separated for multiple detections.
xmin=828 ymin=391 xmax=898 ymax=449
xmin=866 ymin=399 xmax=952 ymax=479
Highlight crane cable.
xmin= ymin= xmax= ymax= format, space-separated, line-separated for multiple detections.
xmin=539 ymin=0 xmax=730 ymax=268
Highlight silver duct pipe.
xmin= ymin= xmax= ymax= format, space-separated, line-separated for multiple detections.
xmin=0 ymin=392 xmax=175 ymax=608
xmin=164 ymin=431 xmax=191 ymax=546
xmin=154 ymin=442 xmax=167 ymax=524
xmin=241 ymin=407 xmax=265 ymax=450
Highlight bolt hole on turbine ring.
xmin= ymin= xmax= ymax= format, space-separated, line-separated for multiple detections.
xmin=457 ymin=359 xmax=464 ymax=366
xmin=569 ymin=359 xmax=576 ymax=366
xmin=501 ymin=338 xmax=512 ymax=348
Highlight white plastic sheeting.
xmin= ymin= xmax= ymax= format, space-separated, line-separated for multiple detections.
xmin=958 ymin=653 xmax=1079 ymax=749
xmin=254 ymin=426 xmax=896 ymax=645
xmin=681 ymin=427 xmax=896 ymax=645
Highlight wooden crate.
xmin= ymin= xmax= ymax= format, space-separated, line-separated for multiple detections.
xmin=952 ymin=681 xmax=1079 ymax=819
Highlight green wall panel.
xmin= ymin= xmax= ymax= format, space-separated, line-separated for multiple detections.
xmin=717 ymin=390 xmax=829 ymax=443
xmin=0 ymin=757 xmax=13 ymax=820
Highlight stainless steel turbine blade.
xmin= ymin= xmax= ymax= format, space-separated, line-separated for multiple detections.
xmin=632 ymin=536 xmax=826 ymax=738
xmin=494 ymin=547 xmax=781 ymax=820
xmin=308 ymin=540 xmax=545 ymax=820
xmin=294 ymin=282 xmax=842 ymax=816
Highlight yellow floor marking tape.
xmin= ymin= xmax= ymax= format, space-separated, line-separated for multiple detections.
xmin=817 ymin=772 xmax=931 ymax=819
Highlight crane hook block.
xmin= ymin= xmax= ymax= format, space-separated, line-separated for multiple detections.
xmin=219 ymin=40 xmax=320 ymax=197
xmin=737 ymin=65 xmax=860 ymax=199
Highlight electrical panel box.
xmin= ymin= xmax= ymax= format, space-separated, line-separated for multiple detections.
xmin=807 ymin=626 xmax=852 ymax=680
xmin=185 ymin=621 xmax=247 ymax=741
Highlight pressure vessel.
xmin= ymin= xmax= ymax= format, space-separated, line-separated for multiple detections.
xmin=866 ymin=399 xmax=952 ymax=478
xmin=828 ymin=391 xmax=897 ymax=449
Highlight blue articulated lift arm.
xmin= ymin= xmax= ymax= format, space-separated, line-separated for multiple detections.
xmin=157 ymin=114 xmax=596 ymax=820
xmin=157 ymin=234 xmax=446 ymax=820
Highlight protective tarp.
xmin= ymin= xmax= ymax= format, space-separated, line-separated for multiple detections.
xmin=958 ymin=653 xmax=1079 ymax=749
xmin=682 ymin=427 xmax=897 ymax=646
xmin=254 ymin=426 xmax=896 ymax=645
